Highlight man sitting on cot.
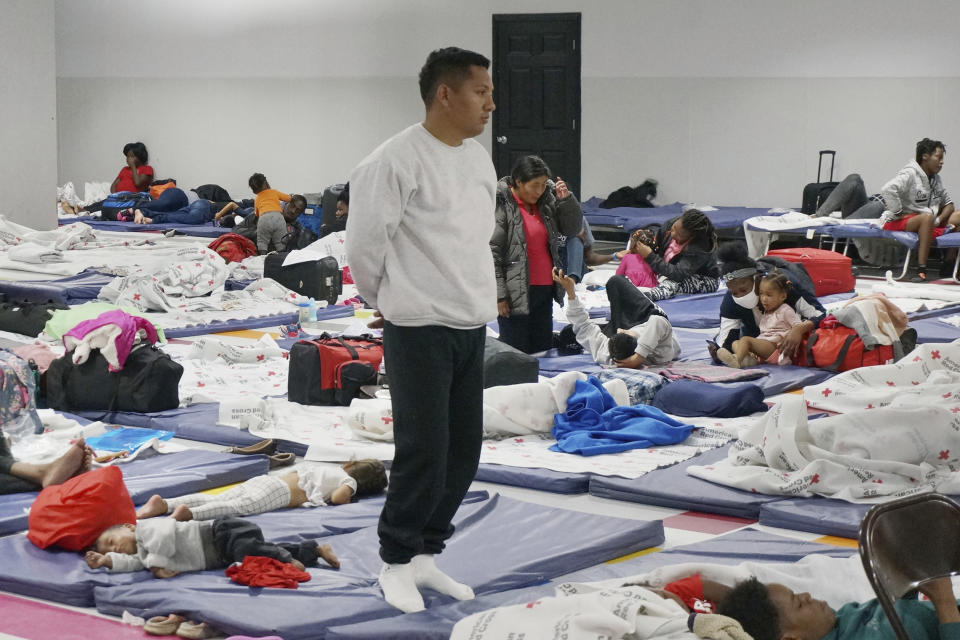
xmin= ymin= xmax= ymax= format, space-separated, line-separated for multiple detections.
xmin=553 ymin=268 xmax=680 ymax=368
xmin=720 ymin=576 xmax=960 ymax=640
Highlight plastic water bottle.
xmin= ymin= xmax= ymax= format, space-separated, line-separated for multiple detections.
xmin=298 ymin=301 xmax=310 ymax=323
xmin=308 ymin=298 xmax=317 ymax=322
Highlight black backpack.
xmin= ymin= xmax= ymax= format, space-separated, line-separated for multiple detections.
xmin=282 ymin=222 xmax=319 ymax=252
xmin=599 ymin=179 xmax=658 ymax=209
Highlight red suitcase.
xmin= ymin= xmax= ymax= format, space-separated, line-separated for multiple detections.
xmin=765 ymin=248 xmax=854 ymax=296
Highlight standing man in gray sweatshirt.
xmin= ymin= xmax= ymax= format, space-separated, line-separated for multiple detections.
xmin=345 ymin=47 xmax=497 ymax=613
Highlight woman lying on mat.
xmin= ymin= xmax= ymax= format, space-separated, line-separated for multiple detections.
xmin=491 ymin=155 xmax=583 ymax=353
xmin=625 ymin=208 xmax=721 ymax=301
xmin=66 ymin=142 xmax=154 ymax=214
xmin=721 ymin=576 xmax=960 ymax=640
xmin=553 ymin=268 xmax=680 ymax=368
xmin=712 ymin=242 xmax=825 ymax=364
xmin=135 ymin=459 xmax=387 ymax=521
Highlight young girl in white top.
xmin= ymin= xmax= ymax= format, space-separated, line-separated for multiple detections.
xmin=135 ymin=460 xmax=387 ymax=522
xmin=717 ymin=271 xmax=801 ymax=368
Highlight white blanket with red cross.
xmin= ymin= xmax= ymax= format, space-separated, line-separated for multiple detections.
xmin=688 ymin=342 xmax=960 ymax=502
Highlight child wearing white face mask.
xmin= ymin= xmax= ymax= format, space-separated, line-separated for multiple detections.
xmin=712 ymin=243 xmax=825 ymax=365
xmin=717 ymin=271 xmax=802 ymax=368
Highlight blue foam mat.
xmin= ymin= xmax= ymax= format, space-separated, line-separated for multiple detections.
xmin=325 ymin=528 xmax=855 ymax=640
xmin=64 ymin=217 xmax=230 ymax=238
xmin=0 ymin=448 xmax=269 ymax=537
xmin=588 ymin=444 xmax=782 ymax=518
xmin=0 ymin=484 xmax=390 ymax=607
xmin=0 ymin=269 xmax=113 ymax=305
xmin=912 ymin=316 xmax=960 ymax=343
xmin=758 ymin=497 xmax=867 ymax=539
xmin=472 ymin=463 xmax=590 ymax=494
xmin=93 ymin=493 xmax=664 ymax=639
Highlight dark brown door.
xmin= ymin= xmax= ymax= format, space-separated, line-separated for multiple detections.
xmin=492 ymin=13 xmax=582 ymax=198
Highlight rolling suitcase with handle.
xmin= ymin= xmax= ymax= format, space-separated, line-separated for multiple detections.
xmin=801 ymin=150 xmax=838 ymax=216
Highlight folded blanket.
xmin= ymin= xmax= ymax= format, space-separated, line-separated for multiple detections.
xmin=644 ymin=361 xmax=768 ymax=382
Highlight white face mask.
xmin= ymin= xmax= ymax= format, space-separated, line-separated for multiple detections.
xmin=733 ymin=289 xmax=759 ymax=309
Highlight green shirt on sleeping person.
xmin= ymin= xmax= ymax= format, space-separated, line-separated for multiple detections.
xmin=822 ymin=599 xmax=960 ymax=640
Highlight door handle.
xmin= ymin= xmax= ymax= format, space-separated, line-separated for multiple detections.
xmin=496 ymin=136 xmax=508 ymax=144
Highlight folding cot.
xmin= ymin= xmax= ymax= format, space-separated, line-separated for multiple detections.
xmin=323 ymin=527 xmax=857 ymax=640
xmin=89 ymin=493 xmax=664 ymax=639
xmin=581 ymin=199 xmax=783 ymax=233
xmin=0 ymin=449 xmax=270 ymax=537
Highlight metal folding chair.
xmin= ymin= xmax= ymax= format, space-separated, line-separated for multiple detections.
xmin=859 ymin=493 xmax=960 ymax=640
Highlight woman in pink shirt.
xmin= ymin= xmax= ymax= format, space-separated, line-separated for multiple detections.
xmin=491 ymin=156 xmax=583 ymax=353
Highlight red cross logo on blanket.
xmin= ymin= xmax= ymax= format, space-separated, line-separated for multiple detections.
xmin=912 ymin=381 xmax=920 ymax=385
xmin=197 ymin=382 xmax=205 ymax=387
xmin=811 ymin=474 xmax=820 ymax=483
xmin=946 ymin=393 xmax=954 ymax=399
xmin=940 ymin=450 xmax=951 ymax=460
xmin=133 ymin=293 xmax=141 ymax=301
xmin=932 ymin=350 xmax=942 ymax=359
xmin=381 ymin=417 xmax=393 ymax=425
xmin=208 ymin=280 xmax=214 ymax=286
xmin=952 ymin=407 xmax=960 ymax=414
xmin=821 ymin=388 xmax=832 ymax=397
xmin=872 ymin=479 xmax=883 ymax=484
xmin=866 ymin=404 xmax=875 ymax=409
xmin=914 ymin=356 xmax=922 ymax=362
xmin=257 ymin=355 xmax=265 ymax=361
xmin=267 ymin=371 xmax=276 ymax=376
xmin=886 ymin=381 xmax=896 ymax=386
xmin=525 ymin=601 xmax=542 ymax=609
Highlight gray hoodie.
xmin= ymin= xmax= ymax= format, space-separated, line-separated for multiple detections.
xmin=880 ymin=159 xmax=952 ymax=222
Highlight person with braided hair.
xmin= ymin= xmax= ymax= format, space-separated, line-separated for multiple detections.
xmin=628 ymin=209 xmax=721 ymax=301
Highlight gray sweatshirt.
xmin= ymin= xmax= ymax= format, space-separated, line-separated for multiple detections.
xmin=880 ymin=159 xmax=952 ymax=222
xmin=107 ymin=518 xmax=217 ymax=573
xmin=565 ymin=296 xmax=680 ymax=365
xmin=346 ymin=123 xmax=498 ymax=329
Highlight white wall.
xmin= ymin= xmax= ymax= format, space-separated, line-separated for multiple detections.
xmin=2 ymin=0 xmax=56 ymax=228
xmin=55 ymin=0 xmax=960 ymax=206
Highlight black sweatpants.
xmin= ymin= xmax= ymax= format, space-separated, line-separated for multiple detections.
xmin=378 ymin=322 xmax=486 ymax=564
xmin=496 ymin=284 xmax=554 ymax=354
xmin=0 ymin=435 xmax=39 ymax=495
xmin=603 ymin=274 xmax=666 ymax=337
xmin=211 ymin=517 xmax=319 ymax=567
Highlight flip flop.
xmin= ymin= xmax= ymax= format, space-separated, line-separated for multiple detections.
xmin=144 ymin=614 xmax=185 ymax=635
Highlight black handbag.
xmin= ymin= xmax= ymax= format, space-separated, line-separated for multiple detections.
xmin=45 ymin=344 xmax=183 ymax=413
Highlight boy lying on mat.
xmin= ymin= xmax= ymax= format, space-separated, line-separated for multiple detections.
xmin=85 ymin=515 xmax=340 ymax=577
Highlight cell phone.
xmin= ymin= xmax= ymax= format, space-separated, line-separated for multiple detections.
xmin=705 ymin=339 xmax=719 ymax=350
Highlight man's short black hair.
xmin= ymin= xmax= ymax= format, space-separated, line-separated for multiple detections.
xmin=418 ymin=47 xmax=490 ymax=106
xmin=337 ymin=183 xmax=349 ymax=206
xmin=916 ymin=137 xmax=946 ymax=164
xmin=609 ymin=332 xmax=639 ymax=362
xmin=717 ymin=578 xmax=780 ymax=640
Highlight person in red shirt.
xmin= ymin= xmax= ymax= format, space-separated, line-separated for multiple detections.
xmin=490 ymin=155 xmax=583 ymax=353
xmin=71 ymin=142 xmax=154 ymax=214
xmin=625 ymin=573 xmax=732 ymax=615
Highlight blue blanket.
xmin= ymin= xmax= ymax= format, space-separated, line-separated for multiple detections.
xmin=551 ymin=377 xmax=694 ymax=455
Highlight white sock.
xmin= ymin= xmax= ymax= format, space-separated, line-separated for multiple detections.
xmin=378 ymin=562 xmax=425 ymax=613
xmin=412 ymin=554 xmax=475 ymax=601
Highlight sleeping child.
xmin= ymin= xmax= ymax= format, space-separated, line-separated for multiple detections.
xmin=85 ymin=515 xmax=340 ymax=577
xmin=717 ymin=271 xmax=801 ymax=368
xmin=135 ymin=460 xmax=387 ymax=521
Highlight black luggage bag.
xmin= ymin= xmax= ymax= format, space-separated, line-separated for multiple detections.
xmin=45 ymin=344 xmax=183 ymax=413
xmin=801 ymin=150 xmax=838 ymax=215
xmin=264 ymin=253 xmax=342 ymax=305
